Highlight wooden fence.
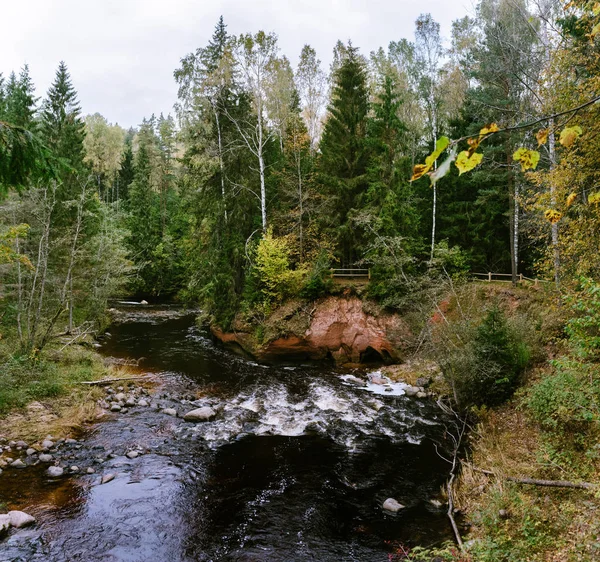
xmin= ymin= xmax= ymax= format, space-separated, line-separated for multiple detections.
xmin=471 ymin=272 xmax=551 ymax=286
xmin=330 ymin=268 xmax=371 ymax=280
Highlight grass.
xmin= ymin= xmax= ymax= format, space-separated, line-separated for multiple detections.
xmin=0 ymin=337 xmax=146 ymax=442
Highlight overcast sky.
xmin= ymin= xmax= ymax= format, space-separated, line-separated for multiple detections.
xmin=2 ymin=0 xmax=473 ymax=128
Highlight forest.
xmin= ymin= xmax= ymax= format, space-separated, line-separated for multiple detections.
xmin=2 ymin=0 xmax=600 ymax=559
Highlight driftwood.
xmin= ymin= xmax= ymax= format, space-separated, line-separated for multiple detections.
xmin=472 ymin=466 xmax=596 ymax=490
xmin=79 ymin=376 xmax=149 ymax=386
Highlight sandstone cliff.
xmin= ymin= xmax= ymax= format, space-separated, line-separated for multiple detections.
xmin=211 ymin=296 xmax=412 ymax=364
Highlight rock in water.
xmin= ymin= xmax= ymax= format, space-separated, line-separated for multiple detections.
xmin=0 ymin=514 xmax=10 ymax=537
xmin=126 ymin=451 xmax=139 ymax=459
xmin=46 ymin=466 xmax=64 ymax=478
xmin=10 ymin=459 xmax=26 ymax=469
xmin=7 ymin=511 xmax=36 ymax=528
xmin=183 ymin=407 xmax=216 ymax=422
xmin=41 ymin=439 xmax=54 ymax=450
xmin=162 ymin=408 xmax=177 ymax=417
xmin=101 ymin=473 xmax=115 ymax=484
xmin=39 ymin=453 xmax=53 ymax=463
xmin=382 ymin=498 xmax=405 ymax=513
xmin=403 ymin=386 xmax=420 ymax=397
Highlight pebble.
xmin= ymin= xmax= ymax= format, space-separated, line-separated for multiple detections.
xmin=383 ymin=498 xmax=405 ymax=512
xmin=101 ymin=473 xmax=116 ymax=484
xmin=111 ymin=404 xmax=122 ymax=412
xmin=41 ymin=439 xmax=54 ymax=450
xmin=138 ymin=399 xmax=149 ymax=407
xmin=162 ymin=408 xmax=177 ymax=417
xmin=126 ymin=451 xmax=139 ymax=459
xmin=115 ymin=393 xmax=127 ymax=402
xmin=87 ymin=467 xmax=96 ymax=474
xmin=70 ymin=466 xmax=80 ymax=473
xmin=65 ymin=438 xmax=78 ymax=445
xmin=416 ymin=391 xmax=427 ymax=399
xmin=26 ymin=448 xmax=37 ymax=456
xmin=16 ymin=441 xmax=28 ymax=449
xmin=125 ymin=397 xmax=137 ymax=407
xmin=46 ymin=466 xmax=64 ymax=478
xmin=39 ymin=454 xmax=53 ymax=463
xmin=0 ymin=514 xmax=10 ymax=536
xmin=10 ymin=459 xmax=26 ymax=469
xmin=184 ymin=407 xmax=216 ymax=422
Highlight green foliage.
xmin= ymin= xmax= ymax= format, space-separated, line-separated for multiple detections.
xmin=564 ymin=277 xmax=600 ymax=360
xmin=440 ymin=304 xmax=530 ymax=408
xmin=253 ymin=229 xmax=308 ymax=304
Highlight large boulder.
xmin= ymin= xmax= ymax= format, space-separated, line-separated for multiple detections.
xmin=7 ymin=511 xmax=35 ymax=528
xmin=184 ymin=407 xmax=216 ymax=422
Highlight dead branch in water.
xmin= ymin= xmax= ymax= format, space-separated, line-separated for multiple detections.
xmin=79 ymin=376 xmax=150 ymax=386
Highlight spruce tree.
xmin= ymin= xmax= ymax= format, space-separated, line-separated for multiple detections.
xmin=319 ymin=43 xmax=370 ymax=266
xmin=4 ymin=66 xmax=38 ymax=130
xmin=40 ymin=61 xmax=86 ymax=174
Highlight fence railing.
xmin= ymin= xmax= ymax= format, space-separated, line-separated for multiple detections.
xmin=471 ymin=272 xmax=551 ymax=285
xmin=330 ymin=268 xmax=371 ymax=279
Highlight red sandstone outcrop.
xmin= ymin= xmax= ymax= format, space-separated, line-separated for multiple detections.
xmin=211 ymin=296 xmax=411 ymax=364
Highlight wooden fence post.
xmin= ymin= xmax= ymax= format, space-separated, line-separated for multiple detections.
xmin=488 ymin=272 xmax=492 ymax=282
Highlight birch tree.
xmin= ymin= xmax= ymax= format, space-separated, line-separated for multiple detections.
xmin=230 ymin=31 xmax=279 ymax=232
xmin=296 ymin=45 xmax=326 ymax=152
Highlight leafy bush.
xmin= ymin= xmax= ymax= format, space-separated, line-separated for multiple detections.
xmin=253 ymin=229 xmax=308 ymax=304
xmin=300 ymin=251 xmax=333 ymax=300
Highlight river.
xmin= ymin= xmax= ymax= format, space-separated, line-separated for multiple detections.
xmin=1 ymin=306 xmax=455 ymax=561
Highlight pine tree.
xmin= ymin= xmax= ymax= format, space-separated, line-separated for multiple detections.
xmin=319 ymin=43 xmax=370 ymax=266
xmin=4 ymin=66 xmax=38 ymax=130
xmin=40 ymin=61 xmax=86 ymax=174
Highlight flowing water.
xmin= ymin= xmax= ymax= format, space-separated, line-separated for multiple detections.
xmin=1 ymin=306 xmax=455 ymax=561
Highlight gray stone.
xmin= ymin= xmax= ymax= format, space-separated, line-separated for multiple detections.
xmin=162 ymin=408 xmax=177 ymax=417
xmin=115 ymin=393 xmax=127 ymax=402
xmin=138 ymin=399 xmax=149 ymax=407
xmin=343 ymin=375 xmax=365 ymax=386
xmin=10 ymin=459 xmax=26 ymax=469
xmin=16 ymin=441 xmax=28 ymax=449
xmin=125 ymin=397 xmax=137 ymax=407
xmin=183 ymin=407 xmax=216 ymax=422
xmin=41 ymin=439 xmax=54 ymax=450
xmin=0 ymin=514 xmax=10 ymax=537
xmin=403 ymin=386 xmax=420 ymax=397
xmin=70 ymin=466 xmax=80 ymax=473
xmin=65 ymin=438 xmax=77 ymax=445
xmin=382 ymin=498 xmax=405 ymax=512
xmin=416 ymin=391 xmax=427 ymax=399
xmin=86 ymin=467 xmax=95 ymax=474
xmin=101 ymin=473 xmax=115 ymax=484
xmin=126 ymin=451 xmax=139 ymax=459
xmin=415 ymin=377 xmax=432 ymax=388
xmin=26 ymin=448 xmax=37 ymax=456
xmin=8 ymin=510 xmax=36 ymax=528
xmin=39 ymin=454 xmax=53 ymax=463
xmin=110 ymin=404 xmax=122 ymax=412
xmin=46 ymin=466 xmax=64 ymax=477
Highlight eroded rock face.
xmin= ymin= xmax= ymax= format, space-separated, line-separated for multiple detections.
xmin=212 ymin=296 xmax=411 ymax=365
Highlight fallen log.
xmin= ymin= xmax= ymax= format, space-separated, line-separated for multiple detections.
xmin=79 ymin=376 xmax=149 ymax=386
xmin=471 ymin=466 xmax=596 ymax=490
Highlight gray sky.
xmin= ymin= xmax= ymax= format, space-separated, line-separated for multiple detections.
xmin=2 ymin=0 xmax=472 ymax=128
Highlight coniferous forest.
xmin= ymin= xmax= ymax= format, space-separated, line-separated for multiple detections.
xmin=3 ymin=1 xmax=600 ymax=560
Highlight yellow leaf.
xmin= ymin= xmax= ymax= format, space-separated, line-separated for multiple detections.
xmin=513 ymin=147 xmax=540 ymax=171
xmin=456 ymin=151 xmax=483 ymax=175
xmin=480 ymin=123 xmax=499 ymax=136
xmin=559 ymin=126 xmax=583 ymax=147
xmin=589 ymin=192 xmax=600 ymax=205
xmin=411 ymin=136 xmax=450 ymax=182
xmin=566 ymin=192 xmax=577 ymax=207
xmin=544 ymin=209 xmax=562 ymax=223
xmin=592 ymin=22 xmax=600 ymax=37
xmin=536 ymin=128 xmax=549 ymax=147
xmin=594 ymin=2 xmax=600 ymax=16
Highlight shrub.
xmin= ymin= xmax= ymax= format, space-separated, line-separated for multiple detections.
xmin=440 ymin=306 xmax=530 ymax=408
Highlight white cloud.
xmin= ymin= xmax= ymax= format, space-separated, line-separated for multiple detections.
xmin=1 ymin=0 xmax=472 ymax=127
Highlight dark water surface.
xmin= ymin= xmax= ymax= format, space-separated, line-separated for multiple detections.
xmin=1 ymin=306 xmax=454 ymax=561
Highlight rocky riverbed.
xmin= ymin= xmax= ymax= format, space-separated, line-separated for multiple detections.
xmin=0 ymin=306 xmax=456 ymax=561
